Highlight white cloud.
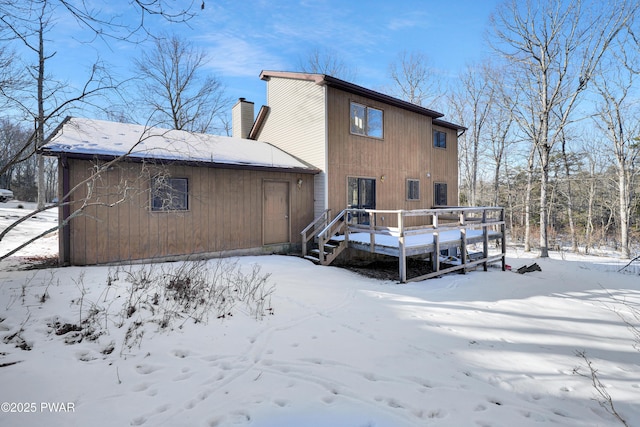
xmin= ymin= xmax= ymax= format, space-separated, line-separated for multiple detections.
xmin=386 ymin=12 xmax=431 ymax=31
xmin=198 ymin=33 xmax=288 ymax=77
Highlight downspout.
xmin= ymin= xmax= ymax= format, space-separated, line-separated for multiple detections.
xmin=61 ymin=155 xmax=71 ymax=265
xmin=457 ymin=129 xmax=465 ymax=207
xmin=323 ymin=85 xmax=329 ymax=213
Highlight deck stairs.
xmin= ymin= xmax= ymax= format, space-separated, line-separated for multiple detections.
xmin=301 ymin=209 xmax=348 ymax=265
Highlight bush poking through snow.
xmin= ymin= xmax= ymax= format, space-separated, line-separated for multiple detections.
xmin=116 ymin=259 xmax=274 ymax=353
xmin=121 ymin=258 xmax=274 ymax=328
xmin=36 ymin=258 xmax=275 ymax=357
xmin=573 ymin=289 xmax=640 ymax=426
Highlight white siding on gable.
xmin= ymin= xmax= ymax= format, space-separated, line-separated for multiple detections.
xmin=259 ymin=77 xmax=328 ymax=217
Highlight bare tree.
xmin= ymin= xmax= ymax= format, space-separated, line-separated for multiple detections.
xmin=0 ymin=45 xmax=25 ymax=108
xmin=0 ymin=0 xmax=204 ymax=256
xmin=489 ymin=0 xmax=637 ymax=257
xmin=592 ymin=51 xmax=640 ymax=259
xmin=134 ymin=33 xmax=230 ymax=134
xmin=298 ymin=47 xmax=358 ymax=81
xmin=0 ymin=1 xmax=119 ymax=209
xmin=388 ymin=50 xmax=441 ymax=108
xmin=449 ymin=61 xmax=497 ymax=206
xmin=485 ymin=64 xmax=516 ymax=208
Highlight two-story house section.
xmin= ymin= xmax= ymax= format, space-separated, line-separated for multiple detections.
xmin=251 ymin=71 xmax=465 ymax=227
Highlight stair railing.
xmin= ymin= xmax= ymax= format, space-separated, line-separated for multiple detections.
xmin=317 ymin=209 xmax=348 ymax=264
xmin=301 ymin=209 xmax=332 ymax=257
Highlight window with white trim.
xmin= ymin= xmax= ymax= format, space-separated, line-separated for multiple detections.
xmin=350 ymin=102 xmax=383 ymax=138
xmin=151 ymin=176 xmax=188 ymax=211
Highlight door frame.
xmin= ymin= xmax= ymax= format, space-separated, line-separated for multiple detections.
xmin=262 ymin=179 xmax=291 ymax=245
xmin=346 ymin=176 xmax=376 ymax=224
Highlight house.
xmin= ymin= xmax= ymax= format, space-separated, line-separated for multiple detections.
xmin=42 ymin=117 xmax=318 ymax=265
xmin=241 ymin=71 xmax=465 ymax=223
xmin=43 ymin=71 xmax=471 ymax=270
xmin=234 ymin=72 xmax=505 ymax=283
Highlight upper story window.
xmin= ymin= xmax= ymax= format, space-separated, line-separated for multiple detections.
xmin=407 ymin=179 xmax=420 ymax=201
xmin=151 ymin=176 xmax=189 ymax=211
xmin=350 ymin=102 xmax=383 ymax=138
xmin=434 ymin=130 xmax=446 ymax=148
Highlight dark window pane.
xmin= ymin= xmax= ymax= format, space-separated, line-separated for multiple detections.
xmin=434 ymin=182 xmax=447 ymax=206
xmin=434 ymin=130 xmax=446 ymax=148
xmin=151 ymin=177 xmax=188 ymax=211
xmin=407 ymin=180 xmax=420 ymax=200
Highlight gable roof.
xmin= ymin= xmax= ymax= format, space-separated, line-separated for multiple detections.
xmin=42 ymin=117 xmax=319 ymax=173
xmin=259 ymin=71 xmax=465 ymax=131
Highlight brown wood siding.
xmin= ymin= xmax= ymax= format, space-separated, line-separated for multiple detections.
xmin=64 ymin=159 xmax=315 ymax=265
xmin=432 ymin=124 xmax=459 ymax=206
xmin=325 ymin=88 xmax=459 ymax=227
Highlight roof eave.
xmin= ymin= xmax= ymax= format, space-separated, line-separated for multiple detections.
xmin=432 ymin=118 xmax=467 ymax=131
xmin=42 ymin=150 xmax=320 ymax=174
xmin=259 ymin=70 xmax=445 ymax=119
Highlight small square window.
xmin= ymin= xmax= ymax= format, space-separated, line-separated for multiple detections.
xmin=151 ymin=176 xmax=188 ymax=211
xmin=407 ymin=179 xmax=420 ymax=200
xmin=434 ymin=130 xmax=446 ymax=148
xmin=434 ymin=182 xmax=447 ymax=206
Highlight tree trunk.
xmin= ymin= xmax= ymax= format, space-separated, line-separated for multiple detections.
xmin=36 ymin=12 xmax=46 ymax=210
xmin=524 ymin=147 xmax=535 ymax=252
xmin=618 ymin=167 xmax=631 ymax=258
xmin=561 ymin=136 xmax=578 ymax=252
xmin=539 ymin=144 xmax=550 ymax=258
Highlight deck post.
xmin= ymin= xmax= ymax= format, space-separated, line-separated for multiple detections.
xmin=398 ymin=211 xmax=407 ymax=283
xmin=501 ymin=207 xmax=506 ymax=271
xmin=459 ymin=211 xmax=467 ymax=274
xmin=434 ymin=211 xmax=441 ymax=273
xmin=482 ymin=209 xmax=489 ymax=271
xmin=369 ymin=211 xmax=375 ymax=252
xmin=433 ymin=232 xmax=440 ymax=273
xmin=302 ymin=230 xmax=308 ymax=257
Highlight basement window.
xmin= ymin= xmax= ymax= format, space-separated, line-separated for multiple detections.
xmin=151 ymin=176 xmax=188 ymax=211
xmin=350 ymin=102 xmax=383 ymax=138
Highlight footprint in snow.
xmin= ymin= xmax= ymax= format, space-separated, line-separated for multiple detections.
xmin=171 ymin=349 xmax=190 ymax=358
xmin=135 ymin=364 xmax=161 ymax=375
xmin=363 ymin=372 xmax=377 ymax=382
xmin=130 ymin=416 xmax=147 ymax=426
xmin=322 ymin=395 xmax=335 ymax=404
xmin=273 ymin=399 xmax=288 ymax=407
xmin=131 ymin=382 xmax=150 ymax=392
xmin=172 ymin=371 xmax=194 ymax=381
xmin=155 ymin=404 xmax=170 ymax=414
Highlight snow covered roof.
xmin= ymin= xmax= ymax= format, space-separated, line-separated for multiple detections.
xmin=42 ymin=117 xmax=318 ymax=173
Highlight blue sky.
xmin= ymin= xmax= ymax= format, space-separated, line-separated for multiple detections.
xmin=28 ymin=0 xmax=503 ymax=122
xmin=190 ymin=0 xmax=503 ymax=108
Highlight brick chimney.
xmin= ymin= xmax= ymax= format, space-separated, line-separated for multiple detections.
xmin=232 ymin=98 xmax=255 ymax=139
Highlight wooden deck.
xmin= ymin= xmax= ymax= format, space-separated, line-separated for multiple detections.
xmin=302 ymin=207 xmax=506 ymax=282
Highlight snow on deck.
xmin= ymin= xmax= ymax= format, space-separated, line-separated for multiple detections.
xmin=335 ymin=228 xmax=492 ymax=248
xmin=42 ymin=117 xmax=315 ymax=171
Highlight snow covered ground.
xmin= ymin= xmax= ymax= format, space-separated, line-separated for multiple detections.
xmin=1 ymin=202 xmax=639 ymax=427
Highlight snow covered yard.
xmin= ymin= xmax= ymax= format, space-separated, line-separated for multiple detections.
xmin=1 ymin=203 xmax=639 ymax=427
